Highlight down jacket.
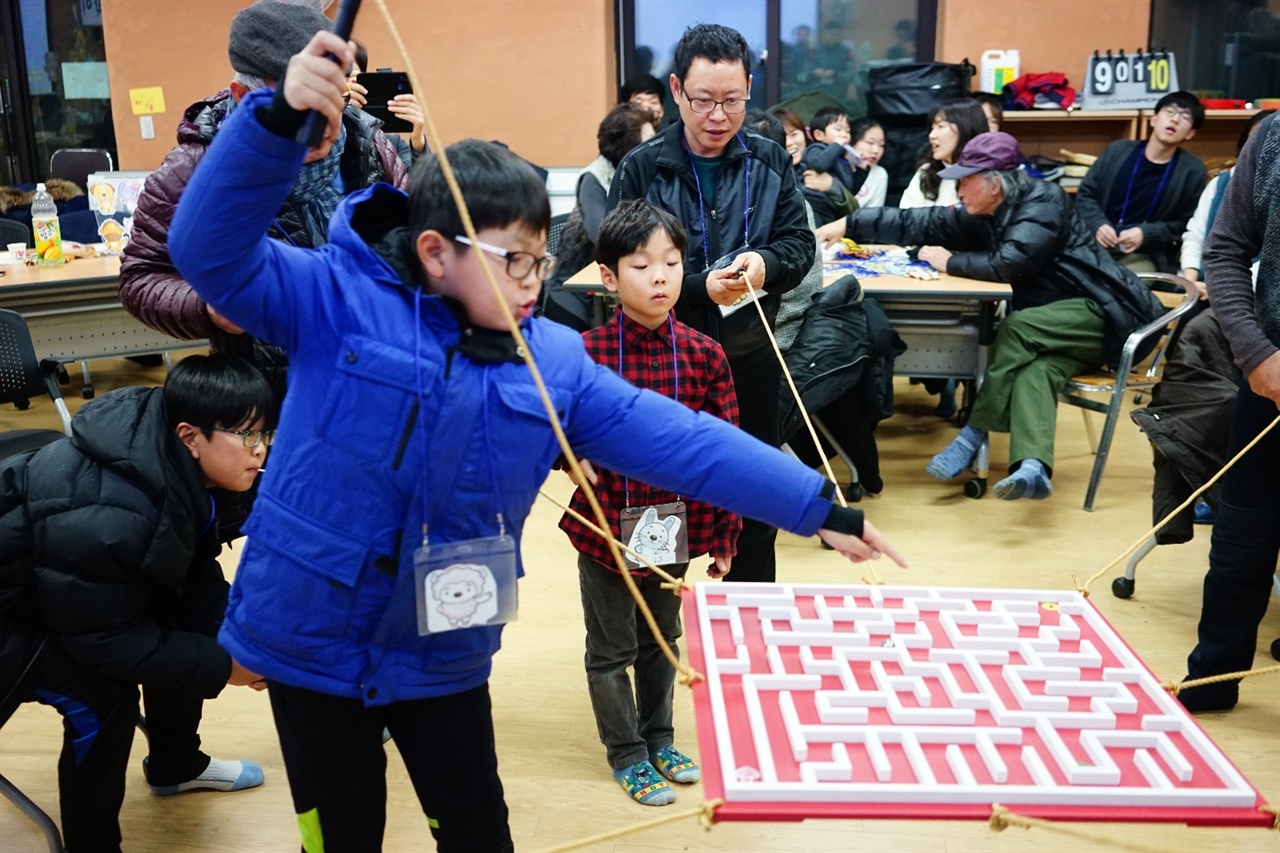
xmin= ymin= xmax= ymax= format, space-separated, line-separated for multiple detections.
xmin=1131 ymin=308 xmax=1241 ymax=544
xmin=120 ymin=91 xmax=410 ymax=396
xmin=608 ymin=121 xmax=816 ymax=358
xmin=0 ymin=388 xmax=237 ymax=719
xmin=844 ymin=172 xmax=1165 ymax=370
xmin=165 ymin=89 xmax=856 ymax=705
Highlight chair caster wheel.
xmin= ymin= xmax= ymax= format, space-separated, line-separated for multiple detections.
xmin=81 ymin=385 xmax=94 ymax=399
xmin=1271 ymin=638 xmax=1280 ymax=662
xmin=847 ymin=483 xmax=863 ymax=502
xmin=1112 ymin=577 xmax=1135 ymax=599
xmin=13 ymin=398 xmax=29 ymax=411
xmin=963 ymin=478 xmax=986 ymax=499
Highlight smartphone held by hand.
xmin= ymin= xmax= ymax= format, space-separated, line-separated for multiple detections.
xmin=355 ymin=70 xmax=414 ymax=132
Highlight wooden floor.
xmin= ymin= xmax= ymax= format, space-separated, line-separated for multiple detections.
xmin=1 ymin=357 xmax=1277 ymax=852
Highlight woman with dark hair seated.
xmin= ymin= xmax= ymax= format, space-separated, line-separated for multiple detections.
xmin=899 ymin=98 xmax=988 ymax=209
xmin=541 ymin=103 xmax=656 ymax=331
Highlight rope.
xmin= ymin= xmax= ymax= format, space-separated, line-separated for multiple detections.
xmin=371 ymin=0 xmax=686 ymax=688
xmin=537 ymin=488 xmax=695 ymax=591
xmin=1074 ymin=412 xmax=1280 ymax=597
xmin=534 ymin=799 xmax=723 ymax=853
xmin=740 ymin=274 xmax=883 ymax=586
xmin=1163 ymin=664 xmax=1280 ymax=695
xmin=989 ymin=804 xmax=1181 ymax=852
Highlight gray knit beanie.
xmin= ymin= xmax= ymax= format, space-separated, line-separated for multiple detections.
xmin=228 ymin=0 xmax=333 ymax=83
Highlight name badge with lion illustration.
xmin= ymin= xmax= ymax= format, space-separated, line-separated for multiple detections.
xmin=414 ymin=534 xmax=517 ymax=636
xmin=619 ymin=502 xmax=688 ymax=568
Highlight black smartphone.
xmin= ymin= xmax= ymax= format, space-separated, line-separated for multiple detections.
xmin=355 ymin=71 xmax=414 ymax=133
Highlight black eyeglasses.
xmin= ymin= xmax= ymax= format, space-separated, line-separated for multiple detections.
xmin=214 ymin=427 xmax=275 ymax=448
xmin=453 ymin=236 xmax=558 ymax=281
xmin=680 ymin=91 xmax=750 ymax=115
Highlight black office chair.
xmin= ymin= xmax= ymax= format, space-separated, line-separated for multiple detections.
xmin=0 ymin=218 xmax=31 ymax=249
xmin=48 ymin=149 xmax=114 ymax=192
xmin=0 ymin=308 xmax=73 ymax=447
xmin=546 ymin=211 xmax=571 ymax=257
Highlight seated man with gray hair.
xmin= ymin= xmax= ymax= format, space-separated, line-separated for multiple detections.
xmin=818 ymin=132 xmax=1164 ymax=499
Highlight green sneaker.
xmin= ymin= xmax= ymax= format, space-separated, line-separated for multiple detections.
xmin=650 ymin=746 xmax=700 ymax=784
xmin=612 ymin=760 xmax=674 ymax=806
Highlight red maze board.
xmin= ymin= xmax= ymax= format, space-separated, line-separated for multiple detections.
xmin=682 ymin=583 xmax=1272 ymax=826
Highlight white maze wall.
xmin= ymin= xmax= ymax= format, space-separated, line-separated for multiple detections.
xmin=689 ymin=584 xmax=1258 ymax=811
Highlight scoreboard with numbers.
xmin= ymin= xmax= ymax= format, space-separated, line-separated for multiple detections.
xmin=1081 ymin=50 xmax=1179 ymax=110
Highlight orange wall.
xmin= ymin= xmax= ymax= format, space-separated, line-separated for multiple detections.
xmin=937 ymin=0 xmax=1150 ymax=89
xmin=102 ymin=0 xmax=615 ymax=170
xmin=101 ymin=1 xmax=1149 ymax=171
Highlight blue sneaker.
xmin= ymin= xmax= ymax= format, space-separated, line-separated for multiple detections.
xmin=612 ymin=760 xmax=674 ymax=806
xmin=147 ymin=757 xmax=264 ymax=796
xmin=1193 ymin=501 xmax=1214 ymax=525
xmin=650 ymin=745 xmax=700 ymax=784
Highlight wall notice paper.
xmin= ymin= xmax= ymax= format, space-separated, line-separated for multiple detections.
xmin=129 ymin=86 xmax=166 ymax=116
xmin=62 ymin=62 xmax=110 ymax=100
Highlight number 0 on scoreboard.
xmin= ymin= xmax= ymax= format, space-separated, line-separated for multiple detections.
xmin=1083 ymin=50 xmax=1179 ymax=110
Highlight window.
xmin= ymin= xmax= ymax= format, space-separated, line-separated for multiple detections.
xmin=619 ymin=0 xmax=933 ymax=115
xmin=1150 ymin=0 xmax=1280 ymax=100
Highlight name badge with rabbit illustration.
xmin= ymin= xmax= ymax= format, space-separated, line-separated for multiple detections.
xmin=619 ymin=502 xmax=688 ymax=567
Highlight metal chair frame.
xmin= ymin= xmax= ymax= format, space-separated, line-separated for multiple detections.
xmin=1058 ymin=272 xmax=1199 ymax=511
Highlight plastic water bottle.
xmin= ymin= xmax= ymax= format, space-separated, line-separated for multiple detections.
xmin=30 ymin=183 xmax=62 ymax=266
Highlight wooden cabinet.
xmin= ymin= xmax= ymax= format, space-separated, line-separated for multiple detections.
xmin=1001 ymin=108 xmax=1260 ymax=166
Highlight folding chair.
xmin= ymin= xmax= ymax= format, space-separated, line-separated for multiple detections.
xmin=47 ymin=149 xmax=114 ymax=192
xmin=0 ymin=308 xmax=72 ymax=449
xmin=1058 ymin=272 xmax=1199 ymax=512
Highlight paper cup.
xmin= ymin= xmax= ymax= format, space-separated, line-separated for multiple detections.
xmin=7 ymin=243 xmax=27 ymax=263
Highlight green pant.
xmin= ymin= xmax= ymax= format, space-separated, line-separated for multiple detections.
xmin=969 ymin=298 xmax=1106 ymax=472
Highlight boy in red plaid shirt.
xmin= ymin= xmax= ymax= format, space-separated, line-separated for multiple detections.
xmin=559 ymin=200 xmax=738 ymax=806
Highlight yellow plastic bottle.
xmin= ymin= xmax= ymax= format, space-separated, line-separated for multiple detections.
xmin=31 ymin=183 xmax=63 ymax=266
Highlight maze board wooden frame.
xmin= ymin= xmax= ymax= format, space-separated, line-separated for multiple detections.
xmin=683 ymin=583 xmax=1271 ymax=826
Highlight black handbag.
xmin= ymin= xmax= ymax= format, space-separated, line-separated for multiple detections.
xmin=866 ymin=60 xmax=975 ymax=118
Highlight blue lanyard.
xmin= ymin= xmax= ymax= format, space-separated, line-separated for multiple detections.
xmin=684 ymin=134 xmax=751 ymax=270
xmin=1117 ymin=150 xmax=1176 ymax=228
xmin=617 ymin=313 xmax=679 ymax=506
xmin=412 ymin=292 xmax=507 ymax=546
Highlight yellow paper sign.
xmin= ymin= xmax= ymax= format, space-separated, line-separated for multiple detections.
xmin=129 ymin=86 xmax=166 ymax=116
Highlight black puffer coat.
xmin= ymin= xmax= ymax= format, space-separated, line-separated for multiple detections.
xmin=778 ymin=276 xmax=906 ymax=494
xmin=1131 ymin=308 xmax=1241 ymax=544
xmin=845 ymin=173 xmax=1166 ymax=370
xmin=0 ymin=388 xmax=237 ymax=718
xmin=608 ymin=121 xmax=816 ymax=358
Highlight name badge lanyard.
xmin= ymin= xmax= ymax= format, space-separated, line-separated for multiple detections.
xmin=411 ymin=291 xmax=518 ymax=635
xmin=685 ymin=134 xmax=752 ymax=271
xmin=1116 ymin=150 xmax=1176 ymax=228
xmin=616 ymin=315 xmax=689 ymax=567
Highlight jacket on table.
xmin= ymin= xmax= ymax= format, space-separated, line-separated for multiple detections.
xmin=608 ymin=121 xmax=816 ymax=358
xmin=844 ymin=172 xmax=1165 ymax=370
xmin=0 ymin=388 xmax=236 ymax=719
xmin=1074 ymin=139 xmax=1206 ymax=274
xmin=167 ymin=89 xmax=853 ymax=706
xmin=119 ymin=90 xmax=411 ymax=397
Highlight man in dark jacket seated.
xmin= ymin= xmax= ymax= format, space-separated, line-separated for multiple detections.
xmin=0 ymin=355 xmax=276 ymax=852
xmin=818 ymin=132 xmax=1165 ymax=500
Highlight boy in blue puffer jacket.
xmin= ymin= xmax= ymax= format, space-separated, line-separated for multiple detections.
xmin=167 ymin=32 xmax=906 ymax=853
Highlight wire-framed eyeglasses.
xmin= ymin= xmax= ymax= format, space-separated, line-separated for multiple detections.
xmin=452 ymin=235 xmax=558 ymax=281
xmin=681 ymin=91 xmax=750 ymax=115
xmin=214 ymin=427 xmax=276 ymax=448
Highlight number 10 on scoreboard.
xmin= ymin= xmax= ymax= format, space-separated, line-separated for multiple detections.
xmin=1083 ymin=50 xmax=1179 ymax=110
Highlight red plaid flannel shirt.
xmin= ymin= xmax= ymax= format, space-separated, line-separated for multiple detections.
xmin=559 ymin=310 xmax=742 ymax=573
